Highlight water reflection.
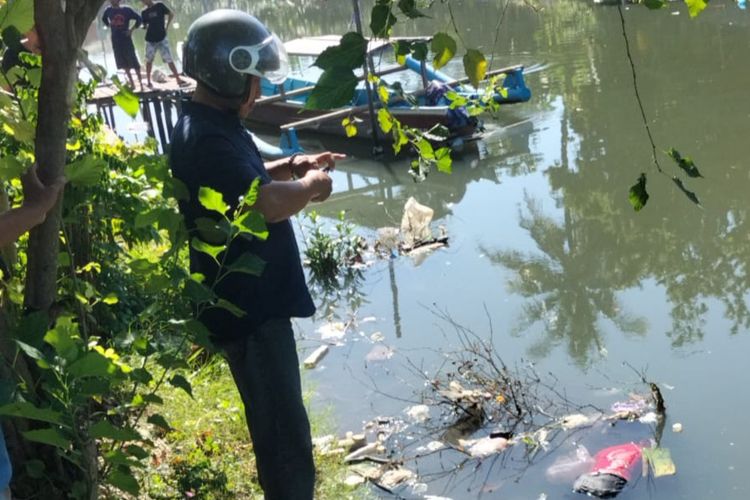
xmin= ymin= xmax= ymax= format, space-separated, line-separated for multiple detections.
xmin=482 ymin=195 xmax=647 ymax=366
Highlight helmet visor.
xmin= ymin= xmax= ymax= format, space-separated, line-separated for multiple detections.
xmin=228 ymin=34 xmax=289 ymax=84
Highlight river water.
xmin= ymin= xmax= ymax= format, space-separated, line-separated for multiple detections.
xmin=89 ymin=0 xmax=750 ymax=498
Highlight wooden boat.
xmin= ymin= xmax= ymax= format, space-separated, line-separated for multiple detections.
xmin=247 ymin=35 xmax=531 ymax=141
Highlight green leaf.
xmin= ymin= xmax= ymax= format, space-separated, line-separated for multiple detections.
xmin=64 ymin=155 xmax=107 ymax=187
xmin=125 ymin=444 xmax=150 ymax=460
xmin=431 ymin=33 xmax=457 ymax=70
xmin=103 ymin=450 xmax=143 ymax=468
xmin=666 ymin=148 xmax=703 ymax=178
xmin=377 ymin=84 xmax=390 ymax=104
xmin=0 ymin=156 xmax=26 ymax=179
xmin=184 ymin=278 xmax=216 ymax=304
xmin=68 ymin=351 xmax=117 ymax=378
xmin=314 ymin=32 xmax=366 ymax=71
xmin=147 ymin=414 xmax=172 ymax=431
xmin=198 ymin=186 xmax=229 ymax=215
xmin=227 ymin=252 xmax=266 ymax=277
xmin=15 ymin=340 xmax=49 ymax=369
xmin=22 ymin=428 xmax=71 ymax=450
xmin=191 ymin=237 xmax=225 ymax=260
xmin=234 ymin=210 xmax=269 ymax=240
xmin=684 ymin=0 xmax=708 ymax=17
xmin=44 ymin=316 xmax=81 ymax=362
xmin=370 ymin=3 xmax=397 ymax=37
xmin=628 ymin=173 xmax=649 ymax=212
xmin=672 ymin=177 xmax=701 ymax=206
xmin=102 ymin=293 xmax=119 ymax=305
xmin=342 ymin=117 xmax=358 ymax=137
xmin=182 ymin=319 xmax=212 ymax=348
xmin=193 ymin=217 xmax=231 ymax=243
xmin=393 ymin=40 xmax=412 ymax=65
xmin=463 ymin=49 xmax=488 ymax=88
xmin=644 ymin=0 xmax=665 ymax=8
xmin=111 ymin=76 xmax=139 ymax=118
xmin=11 ymin=310 xmax=48 ymax=349
xmin=2 ymin=119 xmax=35 ymax=144
xmin=242 ymin=178 xmax=262 ymax=208
xmin=215 ymin=298 xmax=247 ymax=317
xmin=0 ymin=0 xmax=34 ymax=35
xmin=107 ymin=469 xmax=140 ymax=496
xmin=412 ymin=42 xmax=428 ymax=62
xmin=416 ymin=138 xmax=435 ymax=160
xmin=377 ymin=108 xmax=394 ymax=133
xmin=169 ymin=374 xmax=193 ymax=398
xmin=398 ymin=0 xmax=427 ymax=18
xmin=305 ymin=67 xmax=358 ymax=110
xmin=89 ymin=420 xmax=140 ymax=441
xmin=392 ymin=123 xmax=409 ymax=154
xmin=142 ymin=394 xmax=164 ymax=405
xmin=435 ymin=147 xmax=452 ymax=174
xmin=129 ymin=368 xmax=152 ymax=385
xmin=185 ymin=278 xmax=216 ymax=304
xmin=0 ymin=402 xmax=65 ymax=426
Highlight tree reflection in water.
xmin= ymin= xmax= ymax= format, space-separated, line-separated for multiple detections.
xmin=483 ymin=196 xmax=647 ymax=367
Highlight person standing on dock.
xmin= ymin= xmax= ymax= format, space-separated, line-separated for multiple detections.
xmin=139 ymin=0 xmax=186 ymax=88
xmin=171 ymin=9 xmax=344 ymax=499
xmin=102 ymin=0 xmax=144 ymax=91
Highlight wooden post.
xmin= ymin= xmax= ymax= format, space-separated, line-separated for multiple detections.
xmin=163 ymin=97 xmax=174 ymax=136
xmin=107 ymin=103 xmax=116 ymax=130
xmin=351 ymin=0 xmax=382 ymax=154
xmin=140 ymin=98 xmax=155 ymax=140
xmin=152 ymin=97 xmax=168 ymax=152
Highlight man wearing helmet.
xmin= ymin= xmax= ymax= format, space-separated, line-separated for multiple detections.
xmin=170 ymin=9 xmax=343 ymax=499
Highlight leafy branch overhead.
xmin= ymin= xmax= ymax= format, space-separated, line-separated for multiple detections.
xmin=627 ymin=148 xmax=704 ymax=212
xmin=644 ymin=0 xmax=709 ymax=17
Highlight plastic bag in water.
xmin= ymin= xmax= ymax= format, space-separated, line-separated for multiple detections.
xmin=545 ymin=445 xmax=594 ymax=484
xmin=573 ymin=443 xmax=642 ymax=498
xmin=400 ymin=197 xmax=434 ymax=249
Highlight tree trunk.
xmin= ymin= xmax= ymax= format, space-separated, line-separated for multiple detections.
xmin=11 ymin=0 xmax=107 ymax=496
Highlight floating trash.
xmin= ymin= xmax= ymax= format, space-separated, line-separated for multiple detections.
xmin=573 ymin=443 xmax=643 ymax=498
xmin=365 ymin=344 xmax=395 ymax=362
xmin=317 ymin=321 xmax=347 ymax=340
xmin=545 ymin=445 xmax=594 ymax=484
xmin=405 ymin=404 xmax=430 ymax=423
xmin=458 ymin=436 xmax=509 ymax=458
xmin=642 ymin=447 xmax=677 ymax=478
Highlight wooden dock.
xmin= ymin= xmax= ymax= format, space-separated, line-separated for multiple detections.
xmin=90 ymin=76 xmax=197 ymax=152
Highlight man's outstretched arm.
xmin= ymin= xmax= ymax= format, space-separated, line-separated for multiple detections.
xmin=0 ymin=165 xmax=65 ymax=247
xmin=254 ymin=169 xmax=332 ymax=223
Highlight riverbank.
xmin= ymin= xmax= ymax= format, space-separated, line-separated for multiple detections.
xmin=141 ymin=357 xmax=365 ymax=499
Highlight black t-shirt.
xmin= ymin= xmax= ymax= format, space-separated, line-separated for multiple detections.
xmin=1 ymin=44 xmax=30 ymax=73
xmin=141 ymin=2 xmax=170 ymax=43
xmin=170 ymin=101 xmax=315 ymax=340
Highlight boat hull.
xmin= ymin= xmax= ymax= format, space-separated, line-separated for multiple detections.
xmin=247 ymin=100 xmax=463 ymax=139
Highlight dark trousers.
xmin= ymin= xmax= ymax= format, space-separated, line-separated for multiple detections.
xmin=220 ymin=318 xmax=315 ymax=500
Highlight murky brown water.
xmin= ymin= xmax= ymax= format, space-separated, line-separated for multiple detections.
xmin=88 ymin=1 xmax=750 ymax=497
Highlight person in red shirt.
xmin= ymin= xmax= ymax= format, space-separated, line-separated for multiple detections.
xmin=102 ymin=0 xmax=144 ymax=91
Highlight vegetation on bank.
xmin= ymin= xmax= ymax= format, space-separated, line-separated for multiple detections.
xmin=142 ymin=358 xmax=363 ymax=499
